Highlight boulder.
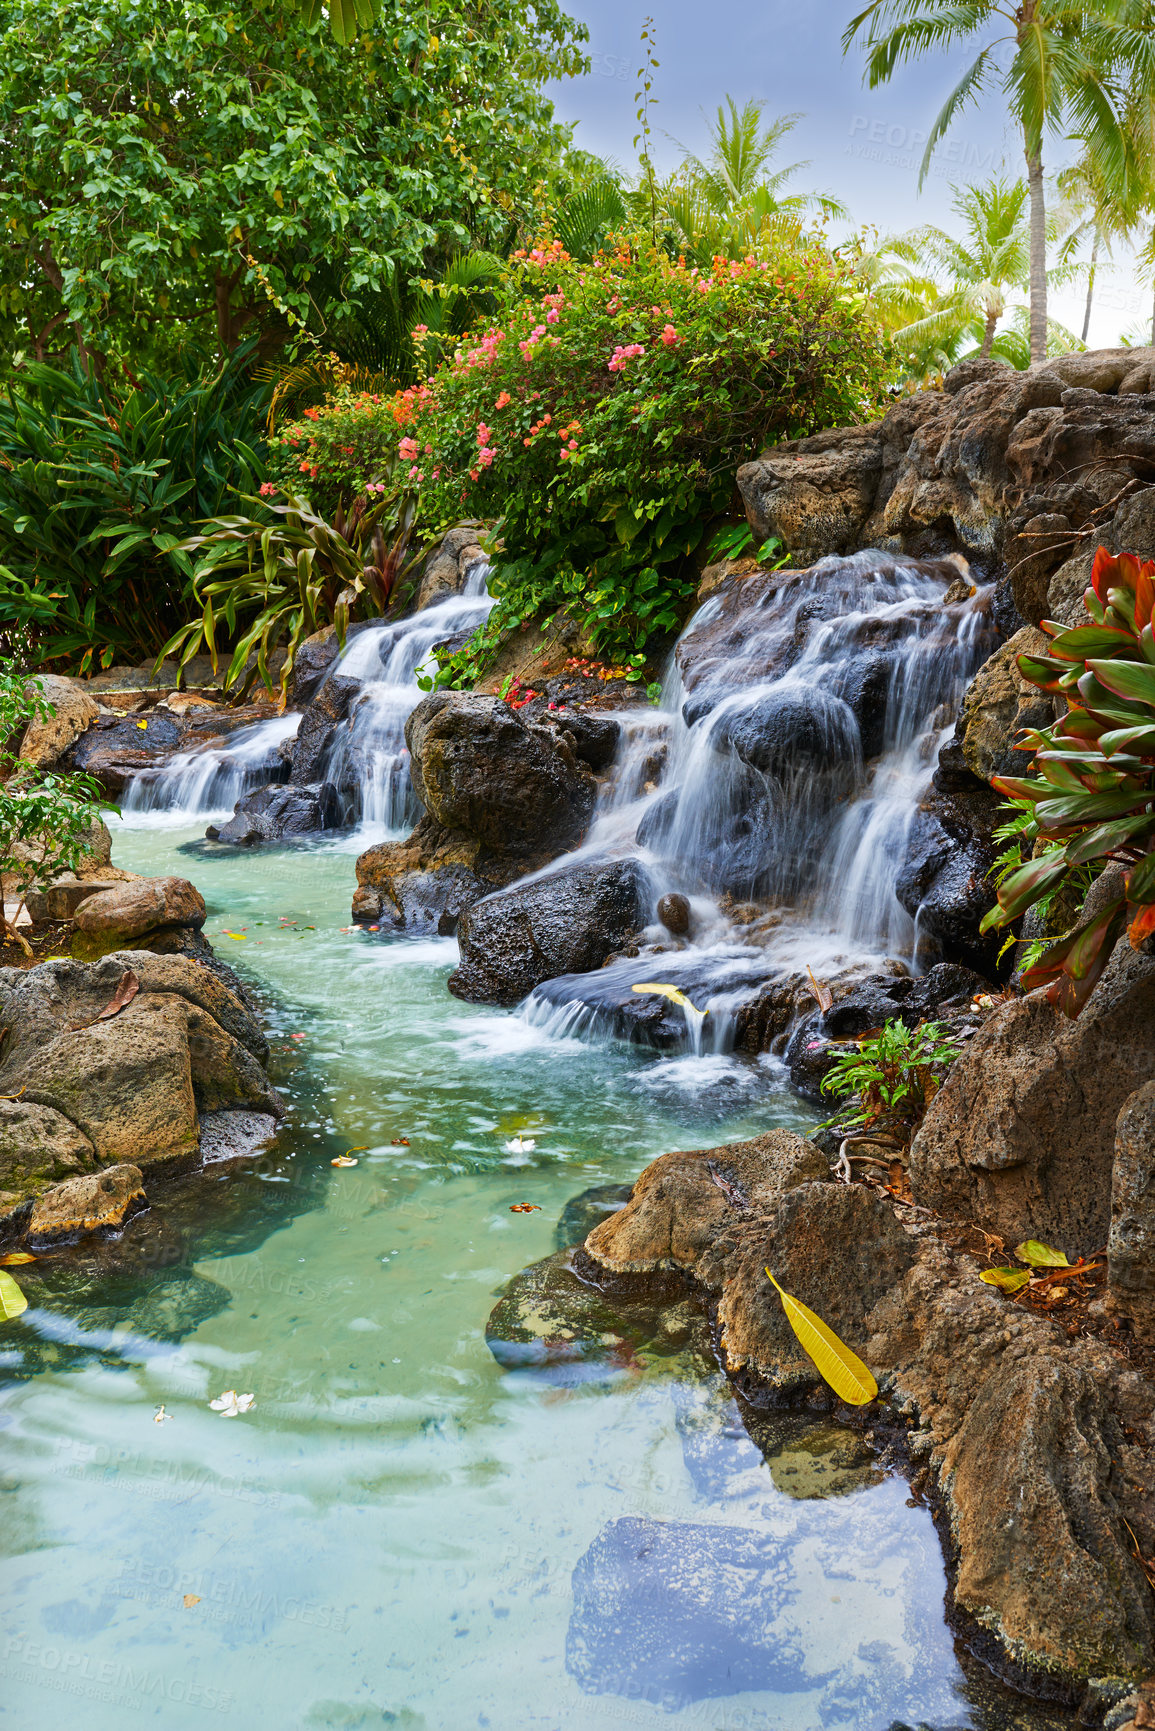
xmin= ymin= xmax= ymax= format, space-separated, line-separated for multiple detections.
xmin=736 ymin=423 xmax=885 ymax=566
xmin=18 ymin=675 xmax=100 ymax=769
xmin=1109 ymin=1081 xmax=1155 ymax=1341
xmin=448 ymin=859 xmax=645 ymax=1006
xmin=414 ymin=522 xmax=486 ymax=610
xmin=0 ymin=952 xmax=280 ymax=1205
xmin=27 ymin=1163 xmax=145 ymax=1245
xmin=0 ymin=1100 xmax=96 ymax=1204
xmin=352 ymin=814 xmax=544 ymax=933
xmin=406 ymin=692 xmax=596 ymax=856
xmin=709 ymin=684 xmax=861 ymax=779
xmin=554 ymin=1182 xmax=633 ymax=1251
xmin=71 ymin=875 xmax=206 ymax=959
xmin=657 ymin=891 xmax=691 ymax=935
xmin=909 ymin=939 xmax=1155 ymax=1254
xmin=62 ymin=707 xmax=186 ymax=794
xmin=287 ymin=625 xmax=341 ymax=707
xmin=896 ymin=767 xmax=1003 ymax=974
xmin=956 ymin=626 xmax=1061 ymax=782
xmin=205 ymin=781 xmax=341 ymax=846
xmin=288 ymin=673 xmax=361 ymax=785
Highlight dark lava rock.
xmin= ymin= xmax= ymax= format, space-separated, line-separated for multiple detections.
xmin=448 ymin=859 xmax=646 ymax=1007
xmin=554 ymin=709 xmax=621 ymax=771
xmin=657 ymin=892 xmax=691 ymax=935
xmin=555 ymin=1183 xmax=633 ymax=1251
xmin=709 ymin=686 xmax=860 ymax=778
xmin=63 ymin=710 xmax=185 ymax=795
xmin=897 ymin=772 xmax=1003 ymax=975
xmin=406 ymin=692 xmax=596 ymax=856
xmin=289 ymin=674 xmax=361 ymax=785
xmin=206 ymin=781 xmax=341 ymax=846
xmin=528 ymin=950 xmax=781 ymax=1051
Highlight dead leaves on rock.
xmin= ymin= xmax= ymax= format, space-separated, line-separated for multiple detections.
xmin=981 ymin=1238 xmax=1102 ymax=1307
xmin=66 ymin=968 xmax=139 ymax=1031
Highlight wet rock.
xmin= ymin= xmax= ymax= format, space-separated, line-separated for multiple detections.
xmin=198 ymin=1108 xmax=280 ymax=1164
xmin=286 ymin=625 xmax=341 ymax=707
xmin=819 ymin=961 xmax=987 ymax=1040
xmin=406 ymin=692 xmax=596 ymax=856
xmin=485 ymin=1248 xmax=644 ymax=1371
xmin=896 ymin=777 xmax=1002 ymax=975
xmin=288 ymin=672 xmax=361 ymax=785
xmin=18 ymin=675 xmax=100 ymax=769
xmin=583 ymin=1129 xmax=827 ymax=1280
xmin=62 ymin=708 xmax=185 ymax=794
xmin=353 ymin=814 xmax=550 ymax=934
xmin=657 ymin=892 xmax=690 ymax=935
xmin=448 ymin=859 xmax=645 ymax=1007
xmin=552 ymin=709 xmax=620 ymax=771
xmin=0 ymin=1100 xmax=96 ymax=1204
xmin=956 ymin=626 xmax=1061 ymax=782
xmin=26 ymin=1163 xmax=145 ymax=1246
xmin=71 ymin=875 xmax=206 ymax=960
xmin=205 ymin=781 xmax=341 ymax=846
xmin=1109 ymin=1080 xmax=1155 ymax=1341
xmin=527 ymin=949 xmax=781 ymax=1050
xmin=910 ymin=938 xmax=1155 ymax=1255
xmin=414 ymin=522 xmax=486 ymax=610
xmin=554 ymin=1183 xmax=633 ymax=1251
xmin=567 ymin=1515 xmax=812 ymax=1709
xmin=711 ymin=684 xmax=860 ymax=778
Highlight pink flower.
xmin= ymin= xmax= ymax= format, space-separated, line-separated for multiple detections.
xmin=495 ymin=391 xmax=511 ymax=410
xmin=258 ymin=482 xmax=277 ymax=497
xmin=660 ymin=324 xmax=679 ymax=346
xmin=477 ymin=446 xmax=495 ymax=468
xmin=399 ymin=436 xmax=419 ymax=460
xmin=608 ymin=342 xmax=645 ymax=372
xmin=546 ymin=308 xmax=560 ymax=324
xmin=476 ymin=423 xmax=491 ymax=447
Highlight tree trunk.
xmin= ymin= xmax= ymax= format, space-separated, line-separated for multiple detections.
xmin=1081 ymin=230 xmax=1100 ymax=346
xmin=1025 ymin=145 xmax=1048 ymax=364
xmin=979 ymin=306 xmax=999 ymax=358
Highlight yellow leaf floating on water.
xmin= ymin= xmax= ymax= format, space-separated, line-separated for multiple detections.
xmin=631 ymin=983 xmax=706 ymax=1026
xmin=980 ymin=1266 xmax=1031 ymax=1293
xmin=0 ymin=1252 xmax=35 ymax=1266
xmin=0 ymin=1269 xmax=27 ymax=1323
xmin=764 ymin=1269 xmax=877 ymax=1406
xmin=1014 ymin=1240 xmax=1069 ymax=1269
xmin=183 ymin=1594 xmax=201 ymax=1609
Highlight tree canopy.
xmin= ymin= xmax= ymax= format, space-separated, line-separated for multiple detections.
xmin=0 ymin=0 xmax=588 ymax=368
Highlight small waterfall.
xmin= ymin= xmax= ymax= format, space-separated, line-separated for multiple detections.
xmin=318 ymin=567 xmax=494 ymax=834
xmin=119 ymin=713 xmax=300 ymax=822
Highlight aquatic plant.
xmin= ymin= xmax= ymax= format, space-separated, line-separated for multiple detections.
xmin=980 ymin=546 xmax=1155 ymax=1014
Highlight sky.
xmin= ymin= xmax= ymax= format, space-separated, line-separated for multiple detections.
xmin=545 ymin=0 xmax=1150 ymax=351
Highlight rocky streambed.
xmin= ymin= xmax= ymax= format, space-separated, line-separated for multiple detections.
xmin=7 ymin=347 xmax=1155 ymax=1727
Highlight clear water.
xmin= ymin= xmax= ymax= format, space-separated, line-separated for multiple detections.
xmin=0 ymin=817 xmax=1068 ymax=1730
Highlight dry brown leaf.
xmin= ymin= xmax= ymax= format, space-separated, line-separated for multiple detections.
xmin=95 ymin=969 xmax=140 ymax=1022
xmin=806 ymin=966 xmax=834 ymax=1013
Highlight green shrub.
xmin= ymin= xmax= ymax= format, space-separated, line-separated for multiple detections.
xmin=0 ymin=348 xmax=268 ymax=672
xmin=284 ymin=235 xmax=893 ymax=671
xmin=980 ymin=545 xmax=1155 ymax=1014
xmin=820 ymin=1019 xmax=961 ymax=1143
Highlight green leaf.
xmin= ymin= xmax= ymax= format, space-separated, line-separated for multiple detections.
xmin=1087 ymin=657 xmax=1155 ymax=707
xmin=1014 ymin=1240 xmax=1069 ymax=1269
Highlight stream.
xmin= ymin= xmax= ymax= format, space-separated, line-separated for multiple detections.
xmin=0 ymin=559 xmax=1072 ymax=1731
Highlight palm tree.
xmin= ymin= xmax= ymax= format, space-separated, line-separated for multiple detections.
xmin=842 ymin=1 xmax=1155 ymax=364
xmin=913 ymin=178 xmax=1030 ymax=357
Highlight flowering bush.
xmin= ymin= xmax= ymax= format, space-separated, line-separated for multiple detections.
xmin=266 ymin=387 xmax=401 ymax=520
xmin=392 ymin=238 xmax=891 ymax=667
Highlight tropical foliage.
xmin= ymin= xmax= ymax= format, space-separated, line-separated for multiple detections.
xmin=981 ymin=546 xmax=1155 ymax=1014
xmin=389 ymin=236 xmax=892 ymax=672
xmin=0 ymin=0 xmax=588 ymax=368
xmin=820 ymin=1018 xmax=961 ymax=1142
xmin=162 ymin=494 xmax=417 ymax=696
xmin=0 ymin=347 xmax=268 ymax=671
xmin=843 ymin=0 xmax=1155 ymax=362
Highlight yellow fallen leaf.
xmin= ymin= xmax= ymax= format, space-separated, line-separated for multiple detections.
xmin=1014 ymin=1240 xmax=1069 ymax=1269
xmin=136 ymin=720 xmax=148 ymax=729
xmin=631 ymin=983 xmax=706 ymax=1025
xmin=0 ymin=1252 xmax=35 ymax=1266
xmin=221 ymin=932 xmax=247 ymax=941
xmin=183 ymin=1594 xmax=201 ymax=1608
xmin=765 ymin=1270 xmax=877 ymax=1406
xmin=0 ymin=1268 xmax=27 ymax=1323
xmin=980 ymin=1266 xmax=1031 ymax=1293
xmin=331 ymin=1155 xmax=358 ymax=1167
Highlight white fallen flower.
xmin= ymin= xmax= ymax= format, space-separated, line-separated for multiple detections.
xmin=209 ymin=1390 xmax=256 ymax=1418
xmin=504 ymin=1136 xmax=536 ymax=1153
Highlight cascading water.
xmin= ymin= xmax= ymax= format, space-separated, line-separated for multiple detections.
xmin=119 ymin=712 xmax=301 ymax=825
xmin=524 ymin=550 xmax=997 ymax=1055
xmin=315 ymin=564 xmax=494 ymax=834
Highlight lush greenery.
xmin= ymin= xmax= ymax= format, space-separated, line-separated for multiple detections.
xmin=163 ymin=495 xmax=417 ymax=695
xmin=0 ymin=671 xmax=112 ymax=951
xmin=820 ymin=1018 xmax=962 ymax=1143
xmin=980 ymin=545 xmax=1155 ymax=1014
xmin=0 ymin=0 xmax=587 ymax=370
xmin=299 ymin=237 xmax=891 ymax=671
xmin=0 ymin=347 xmax=268 ymax=671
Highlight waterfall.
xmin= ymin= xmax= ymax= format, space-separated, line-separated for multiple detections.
xmin=119 ymin=713 xmax=300 ymax=823
xmin=315 ymin=566 xmax=495 ymax=835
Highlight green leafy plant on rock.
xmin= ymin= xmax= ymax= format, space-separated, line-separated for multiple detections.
xmin=820 ymin=1018 xmax=961 ymax=1144
xmin=980 ymin=546 xmax=1155 ymax=1014
xmin=0 ymin=671 xmax=114 ymax=953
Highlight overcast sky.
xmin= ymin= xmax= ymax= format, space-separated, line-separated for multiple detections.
xmin=546 ymin=0 xmax=1148 ymax=349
